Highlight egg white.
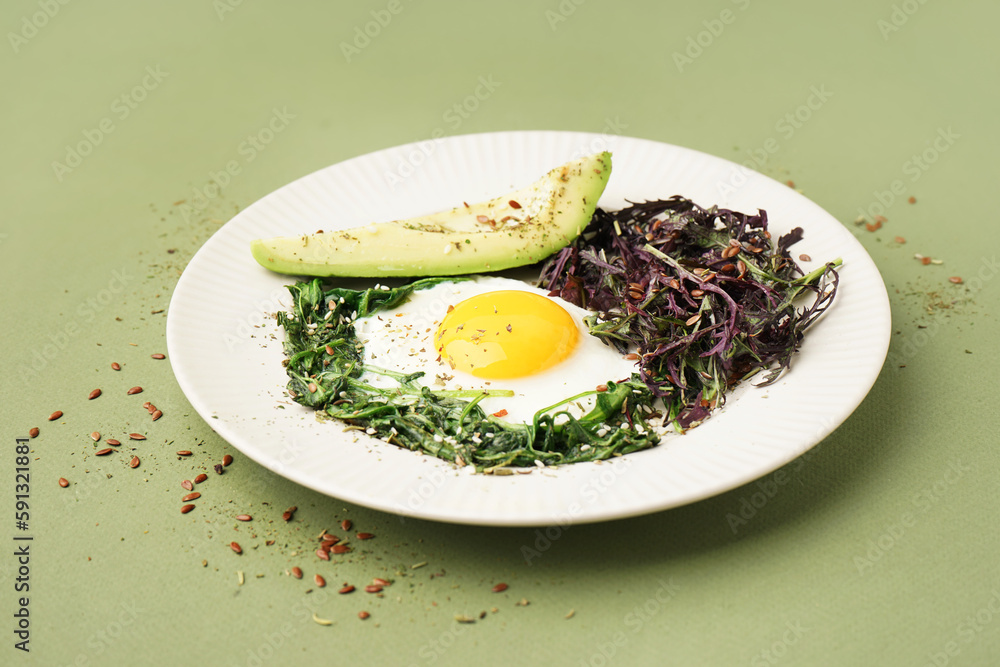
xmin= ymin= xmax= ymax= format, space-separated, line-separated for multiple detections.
xmin=353 ymin=276 xmax=639 ymax=424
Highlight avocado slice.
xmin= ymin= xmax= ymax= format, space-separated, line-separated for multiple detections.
xmin=250 ymin=152 xmax=612 ymax=277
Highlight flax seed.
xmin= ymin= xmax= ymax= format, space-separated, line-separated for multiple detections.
xmin=236 ymin=515 xmax=252 ymax=522
xmin=194 ymin=473 xmax=208 ymax=483
xmin=291 ymin=566 xmax=303 ymax=579
xmin=799 ymin=254 xmax=811 ymax=262
xmin=949 ymin=276 xmax=963 ymax=284
xmin=95 ymin=448 xmax=113 ymax=456
xmin=127 ymin=386 xmax=143 ymax=395
xmin=29 ymin=427 xmax=39 ymax=438
xmin=341 ymin=519 xmax=352 ymax=531
xmin=596 ymin=384 xmax=608 ymax=392
xmin=223 ymin=454 xmax=234 ymax=467
xmin=230 ymin=541 xmax=242 ymax=554
xmin=111 ymin=362 xmax=121 ymax=371
xmin=181 ymin=504 xmax=195 ymax=514
xmin=58 ymin=478 xmax=69 ymax=488
xmin=314 ymin=574 xmax=326 ymax=587
xmin=181 ymin=480 xmax=194 ymax=491
xmin=129 ymin=456 xmax=140 ymax=468
xmin=151 ymin=410 xmax=163 ymax=421
xmin=177 ymin=450 xmax=192 ymax=457
xmin=88 ymin=389 xmax=102 ymax=400
xmin=690 ymin=289 xmax=705 ymax=298
xmin=372 ymin=578 xmax=390 ymax=587
xmin=356 ymin=532 xmax=374 ymax=540
xmin=181 ymin=493 xmax=200 ymax=503
xmin=358 ymin=611 xmax=370 ymax=620
xmin=151 ymin=353 xmax=166 ymax=360
xmin=90 ymin=431 xmax=100 ymax=441
xmin=721 ymin=263 xmax=736 ymax=272
xmin=685 ymin=314 xmax=701 ymax=326
xmin=129 ymin=433 xmax=146 ymax=441
xmin=339 ymin=585 xmax=355 ymax=594
xmin=364 ymin=585 xmax=383 ymax=593
xmin=48 ymin=411 xmax=63 ymax=421
xmin=332 ymin=545 xmax=350 ymax=554
xmin=492 ymin=583 xmax=508 ymax=593
xmin=106 ymin=439 xmax=121 ymax=446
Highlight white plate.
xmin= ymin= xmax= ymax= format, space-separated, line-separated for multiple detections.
xmin=166 ymin=131 xmax=890 ymax=526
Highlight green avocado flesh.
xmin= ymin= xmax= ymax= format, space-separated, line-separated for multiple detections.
xmin=250 ymin=152 xmax=612 ymax=277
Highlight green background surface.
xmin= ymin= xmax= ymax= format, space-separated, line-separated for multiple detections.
xmin=2 ymin=1 xmax=998 ymax=665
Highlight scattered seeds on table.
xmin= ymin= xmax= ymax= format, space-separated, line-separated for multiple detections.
xmin=95 ymin=448 xmax=113 ymax=456
xmin=223 ymin=454 xmax=234 ymax=467
xmin=129 ymin=456 xmax=140 ymax=469
xmin=316 ymin=549 xmax=330 ymax=561
xmin=90 ymin=431 xmax=101 ymax=442
xmin=88 ymin=389 xmax=102 ymax=400
xmin=799 ymin=254 xmax=811 ymax=262
xmin=282 ymin=506 xmax=297 ymax=522
xmin=106 ymin=439 xmax=121 ymax=446
xmin=194 ymin=473 xmax=208 ymax=484
xmin=58 ymin=478 xmax=69 ymax=488
xmin=358 ymin=611 xmax=370 ymax=620
xmin=151 ymin=353 xmax=166 ymax=360
xmin=177 ymin=450 xmax=192 ymax=457
xmin=180 ymin=504 xmax=195 ymax=514
xmin=48 ymin=411 xmax=63 ymax=421
xmin=236 ymin=514 xmax=252 ymax=522
xmin=151 ymin=410 xmax=163 ymax=421
xmin=127 ymin=386 xmax=143 ymax=395
xmin=230 ymin=541 xmax=242 ymax=554
xmin=357 ymin=532 xmax=374 ymax=540
xmin=291 ymin=566 xmax=303 ymax=579
xmin=314 ymin=574 xmax=326 ymax=588
xmin=372 ymin=578 xmax=390 ymax=587
xmin=182 ymin=492 xmax=200 ymax=502
xmin=339 ymin=585 xmax=355 ymax=594
xmin=111 ymin=362 xmax=121 ymax=371
xmin=332 ymin=545 xmax=350 ymax=554
xmin=340 ymin=519 xmax=352 ymax=531
xmin=492 ymin=583 xmax=508 ymax=593
xmin=364 ymin=585 xmax=383 ymax=594
xmin=949 ymin=276 xmax=964 ymax=284
xmin=181 ymin=480 xmax=194 ymax=491
xmin=29 ymin=427 xmax=39 ymax=438
xmin=129 ymin=433 xmax=146 ymax=441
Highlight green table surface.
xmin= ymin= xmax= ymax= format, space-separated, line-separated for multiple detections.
xmin=3 ymin=1 xmax=998 ymax=665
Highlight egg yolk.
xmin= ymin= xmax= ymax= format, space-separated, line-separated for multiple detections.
xmin=435 ymin=291 xmax=579 ymax=379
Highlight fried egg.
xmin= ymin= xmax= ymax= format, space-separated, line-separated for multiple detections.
xmin=354 ymin=276 xmax=638 ymax=424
